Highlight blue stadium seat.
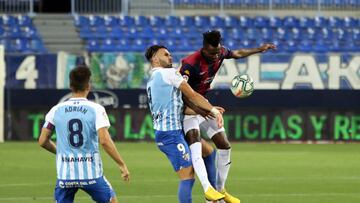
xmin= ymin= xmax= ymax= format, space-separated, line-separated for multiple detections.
xmin=109 ymin=27 xmax=123 ymax=39
xmin=299 ymin=17 xmax=315 ymax=28
xmin=74 ymin=15 xmax=90 ymax=27
xmin=194 ymin=16 xmax=210 ymax=27
xmin=6 ymin=27 xmax=22 ymax=38
xmin=210 ymin=16 xmax=224 ymax=28
xmin=239 ymin=16 xmax=253 ymax=28
xmin=103 ymin=15 xmax=119 ymax=27
xmin=86 ymin=39 xmax=100 ymax=52
xmin=343 ymin=17 xmax=357 ymax=28
xmin=180 ymin=16 xmax=195 ymax=27
xmin=165 ymin=16 xmax=180 ymax=27
xmin=135 ymin=16 xmax=149 ymax=27
xmin=224 ymin=16 xmax=239 ymax=27
xmin=79 ymin=26 xmax=94 ymax=39
xmin=313 ymin=40 xmax=328 ymax=53
xmin=22 ymin=26 xmax=39 ymax=39
xmin=283 ymin=16 xmax=299 ymax=28
xmin=314 ymin=16 xmax=328 ymax=28
xmin=282 ymin=40 xmax=297 ymax=53
xmin=328 ymin=16 xmax=343 ymax=28
xmin=30 ymin=39 xmax=46 ymax=53
xmin=100 ymin=39 xmax=117 ymax=52
xmin=149 ymin=16 xmax=165 ymax=27
xmin=268 ymin=16 xmax=282 ymax=28
xmin=93 ymin=26 xmax=109 ymax=39
xmin=3 ymin=15 xmax=18 ymax=27
xmin=119 ymin=16 xmax=135 ymax=27
xmin=17 ymin=15 xmax=32 ymax=27
xmin=131 ymin=39 xmax=146 ymax=52
xmin=298 ymin=39 xmax=312 ymax=52
xmin=88 ymin=15 xmax=104 ymax=27
xmin=254 ymin=16 xmax=269 ymax=27
xmin=116 ymin=39 xmax=130 ymax=52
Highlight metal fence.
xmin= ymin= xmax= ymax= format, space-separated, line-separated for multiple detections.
xmin=0 ymin=0 xmax=36 ymax=15
xmin=71 ymin=0 xmax=123 ymax=15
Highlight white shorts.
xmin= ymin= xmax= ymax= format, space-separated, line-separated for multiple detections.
xmin=183 ymin=115 xmax=225 ymax=139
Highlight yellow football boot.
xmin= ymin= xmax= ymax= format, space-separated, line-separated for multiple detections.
xmin=205 ymin=187 xmax=225 ymax=201
xmin=220 ymin=189 xmax=240 ymax=203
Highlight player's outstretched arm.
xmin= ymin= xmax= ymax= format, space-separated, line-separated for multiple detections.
xmin=232 ymin=43 xmax=277 ymax=59
xmin=98 ymin=127 xmax=130 ymax=182
xmin=179 ymin=81 xmax=224 ymax=128
xmin=38 ymin=128 xmax=56 ymax=154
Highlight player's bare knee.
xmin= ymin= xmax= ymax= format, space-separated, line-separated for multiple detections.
xmin=185 ymin=129 xmax=201 ymax=145
xmin=212 ymin=133 xmax=231 ymax=149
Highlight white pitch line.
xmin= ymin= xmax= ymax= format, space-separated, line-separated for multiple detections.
xmin=1 ymin=176 xmax=360 ymax=187
xmin=1 ymin=192 xmax=360 ymax=201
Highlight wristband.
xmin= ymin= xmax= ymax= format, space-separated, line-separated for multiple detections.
xmin=210 ymin=107 xmax=220 ymax=116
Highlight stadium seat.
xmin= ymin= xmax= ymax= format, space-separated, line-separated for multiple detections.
xmin=224 ymin=16 xmax=239 ymax=27
xmin=194 ymin=16 xmax=210 ymax=27
xmin=254 ymin=16 xmax=269 ymax=28
xmin=149 ymin=16 xmax=165 ymax=27
xmin=314 ymin=16 xmax=328 ymax=28
xmin=135 ymin=16 xmax=149 ymax=27
xmin=298 ymin=17 xmax=315 ymax=28
xmin=239 ymin=16 xmax=253 ymax=28
xmin=104 ymin=15 xmax=119 ymax=27
xmin=87 ymin=39 xmax=100 ymax=52
xmin=74 ymin=15 xmax=90 ymax=27
xmin=210 ymin=16 xmax=225 ymax=28
xmin=88 ymin=15 xmax=104 ymax=27
xmin=269 ymin=16 xmax=282 ymax=28
xmin=165 ymin=16 xmax=180 ymax=27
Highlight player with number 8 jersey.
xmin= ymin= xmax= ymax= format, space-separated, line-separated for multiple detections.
xmin=39 ymin=65 xmax=129 ymax=203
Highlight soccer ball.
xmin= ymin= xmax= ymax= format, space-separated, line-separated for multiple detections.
xmin=230 ymin=74 xmax=254 ymax=98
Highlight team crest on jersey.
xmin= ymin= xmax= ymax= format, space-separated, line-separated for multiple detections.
xmin=184 ymin=70 xmax=190 ymax=76
xmin=183 ymin=153 xmax=190 ymax=161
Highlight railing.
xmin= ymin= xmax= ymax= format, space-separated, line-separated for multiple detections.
xmin=0 ymin=0 xmax=36 ymax=16
xmin=71 ymin=0 xmax=124 ymax=15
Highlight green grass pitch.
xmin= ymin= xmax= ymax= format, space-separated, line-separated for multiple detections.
xmin=0 ymin=142 xmax=360 ymax=203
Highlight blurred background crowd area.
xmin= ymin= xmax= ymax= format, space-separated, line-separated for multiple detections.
xmin=0 ymin=0 xmax=359 ymax=54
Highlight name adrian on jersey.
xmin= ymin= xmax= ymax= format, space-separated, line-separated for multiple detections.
xmin=65 ymin=106 xmax=88 ymax=114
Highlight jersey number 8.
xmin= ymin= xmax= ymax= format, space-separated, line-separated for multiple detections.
xmin=68 ymin=119 xmax=84 ymax=148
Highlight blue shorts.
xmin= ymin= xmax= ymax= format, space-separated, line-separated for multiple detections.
xmin=155 ymin=129 xmax=192 ymax=172
xmin=54 ymin=176 xmax=115 ymax=203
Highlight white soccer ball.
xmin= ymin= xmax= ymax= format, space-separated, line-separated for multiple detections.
xmin=230 ymin=74 xmax=254 ymax=98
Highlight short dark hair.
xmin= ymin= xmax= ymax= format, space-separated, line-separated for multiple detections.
xmin=69 ymin=65 xmax=91 ymax=92
xmin=145 ymin=45 xmax=167 ymax=61
xmin=203 ymin=30 xmax=222 ymax=47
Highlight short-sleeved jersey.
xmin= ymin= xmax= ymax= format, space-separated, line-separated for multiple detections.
xmin=179 ymin=46 xmax=233 ymax=95
xmin=146 ymin=67 xmax=185 ymax=131
xmin=43 ymin=98 xmax=110 ymax=180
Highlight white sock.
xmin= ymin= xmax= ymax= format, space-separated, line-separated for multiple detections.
xmin=216 ymin=148 xmax=231 ymax=191
xmin=190 ymin=142 xmax=211 ymax=192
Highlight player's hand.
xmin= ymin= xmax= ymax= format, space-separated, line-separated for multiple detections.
xmin=210 ymin=107 xmax=224 ymax=128
xmin=119 ymin=164 xmax=130 ymax=182
xmin=214 ymin=106 xmax=225 ymax=114
xmin=260 ymin=43 xmax=276 ymax=52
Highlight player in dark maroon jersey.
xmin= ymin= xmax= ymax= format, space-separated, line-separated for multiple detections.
xmin=180 ymin=30 xmax=276 ymax=203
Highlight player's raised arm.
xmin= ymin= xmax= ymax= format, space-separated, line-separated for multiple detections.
xmin=98 ymin=127 xmax=130 ymax=182
xmin=178 ymin=81 xmax=223 ymax=128
xmin=231 ymin=43 xmax=277 ymax=59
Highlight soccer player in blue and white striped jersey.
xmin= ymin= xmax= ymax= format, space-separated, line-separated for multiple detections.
xmin=145 ymin=45 xmax=225 ymax=203
xmin=39 ymin=65 xmax=129 ymax=203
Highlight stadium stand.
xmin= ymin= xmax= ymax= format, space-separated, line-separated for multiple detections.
xmin=0 ymin=15 xmax=46 ymax=53
xmin=74 ymin=15 xmax=360 ymax=53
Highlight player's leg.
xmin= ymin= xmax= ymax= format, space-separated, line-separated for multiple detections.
xmin=156 ymin=130 xmax=195 ymax=203
xmin=201 ymin=139 xmax=217 ymax=189
xmin=184 ymin=115 xmax=224 ymax=201
xmin=54 ymin=180 xmax=78 ymax=203
xmin=82 ymin=176 xmax=117 ymax=203
xmin=200 ymin=118 xmax=240 ymax=203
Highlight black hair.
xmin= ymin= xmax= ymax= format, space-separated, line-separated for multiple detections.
xmin=145 ymin=45 xmax=168 ymax=61
xmin=69 ymin=64 xmax=91 ymax=92
xmin=203 ymin=30 xmax=222 ymax=47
